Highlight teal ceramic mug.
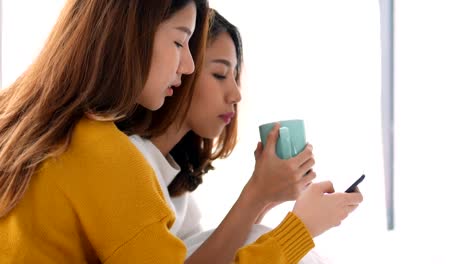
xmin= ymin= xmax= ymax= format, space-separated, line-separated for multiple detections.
xmin=259 ymin=119 xmax=306 ymax=160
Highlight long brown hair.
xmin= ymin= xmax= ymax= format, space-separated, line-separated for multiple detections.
xmin=122 ymin=9 xmax=243 ymax=197
xmin=166 ymin=10 xmax=243 ymax=196
xmin=0 ymin=0 xmax=209 ymax=218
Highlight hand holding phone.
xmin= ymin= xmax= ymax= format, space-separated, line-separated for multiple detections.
xmin=345 ymin=174 xmax=365 ymax=193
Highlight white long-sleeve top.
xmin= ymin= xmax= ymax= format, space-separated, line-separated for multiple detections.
xmin=129 ymin=135 xmax=202 ymax=240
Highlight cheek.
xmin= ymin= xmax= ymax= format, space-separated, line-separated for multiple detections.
xmin=138 ymin=62 xmax=167 ymax=110
xmin=157 ymin=43 xmax=180 ymax=71
xmin=190 ymin=96 xmax=208 ymax=120
xmin=144 ymin=67 xmax=162 ymax=94
xmin=188 ymin=95 xmax=212 ymax=128
xmin=191 ymin=76 xmax=211 ymax=103
xmin=148 ymin=56 xmax=175 ymax=93
xmin=195 ymin=74 xmax=217 ymax=97
xmin=151 ymin=43 xmax=176 ymax=82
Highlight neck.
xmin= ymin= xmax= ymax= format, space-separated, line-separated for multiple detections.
xmin=151 ymin=120 xmax=190 ymax=157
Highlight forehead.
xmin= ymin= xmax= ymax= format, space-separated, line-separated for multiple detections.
xmin=206 ymin=32 xmax=237 ymax=63
xmin=161 ymin=2 xmax=197 ymax=30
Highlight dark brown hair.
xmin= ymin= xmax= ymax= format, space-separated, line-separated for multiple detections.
xmin=168 ymin=9 xmax=244 ymax=196
xmin=0 ymin=0 xmax=209 ymax=218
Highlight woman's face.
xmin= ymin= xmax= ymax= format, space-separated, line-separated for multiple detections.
xmin=138 ymin=2 xmax=197 ymax=111
xmin=186 ymin=32 xmax=241 ymax=138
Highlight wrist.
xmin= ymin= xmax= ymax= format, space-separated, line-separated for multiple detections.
xmin=241 ymin=179 xmax=269 ymax=213
xmin=292 ymin=208 xmax=317 ymax=238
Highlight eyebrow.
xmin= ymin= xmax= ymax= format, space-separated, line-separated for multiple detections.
xmin=211 ymin=59 xmax=232 ymax=67
xmin=176 ymin=26 xmax=192 ymax=36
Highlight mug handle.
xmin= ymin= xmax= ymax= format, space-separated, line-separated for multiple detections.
xmin=278 ymin=127 xmax=292 ymax=159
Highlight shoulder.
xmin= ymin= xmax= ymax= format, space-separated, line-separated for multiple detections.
xmin=69 ymin=118 xmax=140 ymax=162
xmin=35 ymin=119 xmax=177 ymax=258
xmin=52 ymin=117 xmax=154 ymax=182
xmin=54 ymin=118 xmax=152 ymax=175
xmin=43 ymin=118 xmax=169 ymax=219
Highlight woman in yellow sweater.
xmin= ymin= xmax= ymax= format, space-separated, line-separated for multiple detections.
xmin=0 ymin=1 xmax=361 ymax=264
xmin=0 ymin=0 xmax=208 ymax=262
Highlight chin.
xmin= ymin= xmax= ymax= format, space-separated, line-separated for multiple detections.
xmin=200 ymin=133 xmax=218 ymax=139
xmin=196 ymin=128 xmax=223 ymax=139
xmin=148 ymin=99 xmax=165 ymax=111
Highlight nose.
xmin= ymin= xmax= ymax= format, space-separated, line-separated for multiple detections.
xmin=178 ymin=46 xmax=195 ymax=75
xmin=227 ymin=79 xmax=242 ymax=105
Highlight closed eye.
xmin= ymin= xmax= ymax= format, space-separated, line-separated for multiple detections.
xmin=212 ymin=73 xmax=226 ymax=80
xmin=174 ymin=41 xmax=183 ymax=48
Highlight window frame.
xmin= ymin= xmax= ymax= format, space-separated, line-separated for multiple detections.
xmin=380 ymin=0 xmax=394 ymax=230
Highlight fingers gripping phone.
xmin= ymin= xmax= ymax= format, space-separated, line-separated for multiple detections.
xmin=345 ymin=174 xmax=365 ymax=193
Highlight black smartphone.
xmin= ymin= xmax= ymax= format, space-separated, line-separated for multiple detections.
xmin=345 ymin=174 xmax=365 ymax=193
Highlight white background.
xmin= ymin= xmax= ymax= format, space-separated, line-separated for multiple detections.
xmin=2 ymin=0 xmax=467 ymax=263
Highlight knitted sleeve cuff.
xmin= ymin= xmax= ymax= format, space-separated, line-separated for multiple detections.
xmin=269 ymin=212 xmax=315 ymax=263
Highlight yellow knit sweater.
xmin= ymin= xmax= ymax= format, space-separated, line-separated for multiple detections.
xmin=0 ymin=118 xmax=314 ymax=263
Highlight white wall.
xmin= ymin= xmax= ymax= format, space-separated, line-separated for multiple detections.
xmin=1 ymin=0 xmax=65 ymax=88
xmin=393 ymin=0 xmax=468 ymax=263
xmin=2 ymin=0 xmax=467 ymax=263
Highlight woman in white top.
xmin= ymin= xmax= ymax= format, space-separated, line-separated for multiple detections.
xmin=118 ymin=9 xmax=363 ymax=263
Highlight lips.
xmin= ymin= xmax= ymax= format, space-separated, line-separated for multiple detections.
xmin=166 ymin=81 xmax=181 ymax=97
xmin=219 ymin=112 xmax=235 ymax=124
xmin=166 ymin=87 xmax=173 ymax=96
